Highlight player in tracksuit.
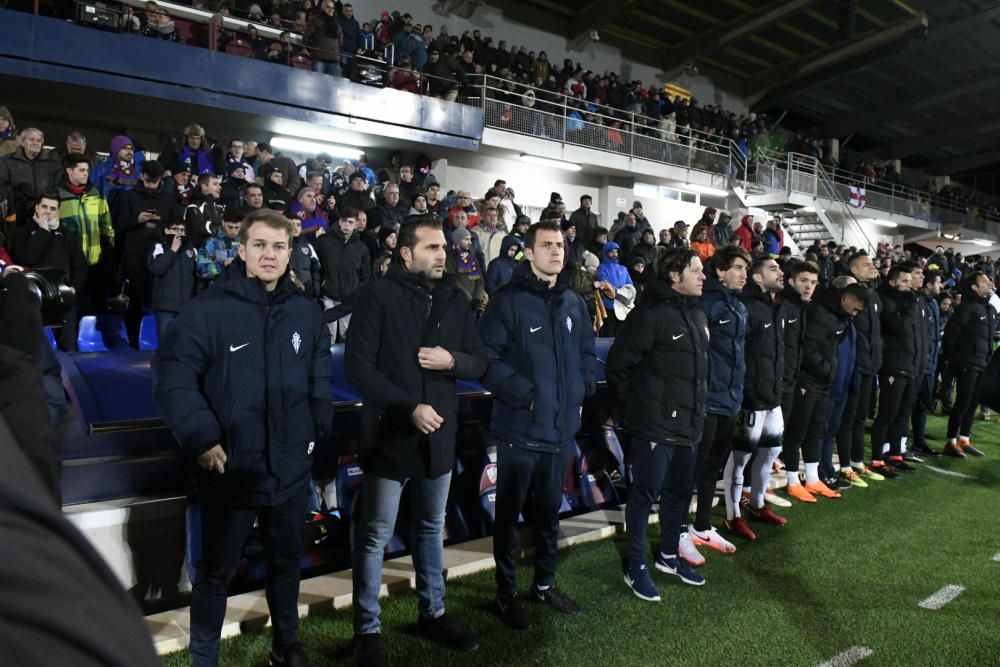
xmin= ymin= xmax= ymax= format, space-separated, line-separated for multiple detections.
xmin=835 ymin=252 xmax=887 ymax=485
xmin=941 ymin=271 xmax=996 ymax=457
xmin=688 ymin=246 xmax=750 ymax=556
xmin=870 ymin=263 xmax=923 ymax=477
xmin=478 ymin=221 xmax=597 ymax=630
xmin=783 ymin=282 xmax=864 ymax=502
xmin=724 ymin=257 xmax=787 ymax=539
xmin=607 ymin=247 xmax=709 ymax=601
xmin=907 ymin=269 xmax=943 ymax=460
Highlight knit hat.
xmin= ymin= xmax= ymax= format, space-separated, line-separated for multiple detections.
xmin=350 ymin=171 xmax=366 ymax=183
xmin=550 ymin=192 xmax=563 ymax=203
xmin=110 ymin=135 xmax=134 ymax=157
xmin=632 ymin=200 xmax=643 ymax=210
xmin=452 ymin=227 xmax=471 ymax=244
xmin=226 ymin=162 xmax=246 ymax=178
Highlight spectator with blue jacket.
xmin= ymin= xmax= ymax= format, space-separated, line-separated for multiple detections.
xmin=478 ymin=222 xmax=597 ymax=629
xmin=152 ymin=210 xmax=331 ymax=667
xmin=91 ymin=134 xmax=145 ymax=215
xmin=910 ymin=270 xmax=943 ymax=456
xmin=484 ymin=235 xmax=520 ymax=295
xmin=687 ymin=246 xmax=750 ymax=556
xmin=196 ymin=217 xmax=241 ymax=282
xmin=594 ymin=242 xmax=632 ymax=336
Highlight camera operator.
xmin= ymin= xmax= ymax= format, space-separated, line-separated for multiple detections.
xmin=8 ymin=193 xmax=87 ymax=351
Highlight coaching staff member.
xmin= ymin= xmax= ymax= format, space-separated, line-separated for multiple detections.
xmin=607 ymin=247 xmax=709 ymax=602
xmin=478 ymin=221 xmax=597 ymax=630
xmin=153 ymin=209 xmax=332 ymax=667
xmin=345 ymin=216 xmax=488 ymax=666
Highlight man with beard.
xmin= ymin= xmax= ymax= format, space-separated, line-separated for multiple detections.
xmin=346 ymin=217 xmax=487 ymax=665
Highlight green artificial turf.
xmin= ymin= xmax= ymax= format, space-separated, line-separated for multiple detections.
xmin=163 ymin=414 xmax=1000 ymax=666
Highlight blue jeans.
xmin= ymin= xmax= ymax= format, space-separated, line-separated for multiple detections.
xmin=155 ymin=311 xmax=175 ymax=344
xmin=313 ymin=59 xmax=342 ymax=77
xmin=353 ymin=471 xmax=451 ymax=634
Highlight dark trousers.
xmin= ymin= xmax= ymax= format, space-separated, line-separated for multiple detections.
xmin=821 ymin=391 xmax=849 ymax=480
xmin=938 ymin=364 xmax=955 ymax=411
xmin=155 ymin=311 xmax=176 ymax=344
xmin=783 ymin=386 xmax=828 ymax=470
xmin=947 ymin=369 xmax=981 ymax=439
xmin=493 ymin=441 xmax=568 ymax=598
xmin=837 ymin=373 xmax=873 ymax=467
xmin=625 ymin=438 xmax=697 ymax=570
xmin=691 ymin=413 xmax=738 ymax=532
xmin=189 ymin=490 xmax=307 ymax=667
xmin=910 ymin=372 xmax=936 ymax=446
xmin=870 ymin=373 xmax=914 ymax=461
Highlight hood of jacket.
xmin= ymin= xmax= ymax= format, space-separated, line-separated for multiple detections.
xmin=499 ymin=234 xmax=521 ymax=258
xmin=601 ymin=241 xmax=621 ymax=263
xmin=213 ymin=258 xmax=297 ymax=305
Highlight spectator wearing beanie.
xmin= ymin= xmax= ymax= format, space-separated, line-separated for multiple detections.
xmin=340 ymin=171 xmax=376 ymax=215
xmin=260 ymin=164 xmax=292 ymax=211
xmin=220 ymin=162 xmax=251 ymax=206
xmin=288 ymin=187 xmax=330 ymax=236
xmin=613 ymin=212 xmax=642 ymax=261
xmin=562 ymin=219 xmax=585 ymax=267
xmin=92 ymin=134 xmax=145 ymax=211
xmin=692 ymin=207 xmax=717 ymax=246
xmin=714 ymin=211 xmax=734 ymax=248
xmin=631 ymin=228 xmax=658 ymax=267
xmin=171 ymin=163 xmax=195 ymax=206
xmin=447 ymin=226 xmax=487 ymax=312
xmin=690 ymin=225 xmax=716 ymax=262
xmin=631 ymin=202 xmax=653 ymax=235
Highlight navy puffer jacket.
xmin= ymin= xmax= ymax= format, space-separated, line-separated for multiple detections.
xmin=699 ymin=274 xmax=748 ymax=417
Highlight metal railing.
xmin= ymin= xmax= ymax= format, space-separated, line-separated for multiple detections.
xmin=469 ymin=76 xmax=748 ymax=183
xmin=815 ymin=159 xmax=876 ymax=255
xmin=752 ymin=149 xmax=1000 ymax=237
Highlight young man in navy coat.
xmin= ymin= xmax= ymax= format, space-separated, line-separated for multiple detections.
xmin=479 ymin=221 xmax=597 ymax=629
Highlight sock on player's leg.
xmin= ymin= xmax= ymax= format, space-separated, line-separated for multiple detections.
xmin=804 ymin=462 xmax=820 ymax=485
xmin=724 ymin=451 xmax=752 ymax=520
xmin=752 ymin=446 xmax=780 ymax=508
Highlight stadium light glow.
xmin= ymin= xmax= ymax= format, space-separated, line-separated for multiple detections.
xmin=518 ymin=154 xmax=582 ymax=171
xmin=270 ymin=137 xmax=363 ymax=160
xmin=971 ymin=239 xmax=995 ymax=247
xmin=861 ymin=217 xmax=898 ymax=229
xmin=684 ymin=183 xmax=729 ymax=197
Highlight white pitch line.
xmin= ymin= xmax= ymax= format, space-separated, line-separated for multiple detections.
xmin=816 ymin=646 xmax=875 ymax=667
xmin=918 ymin=585 xmax=965 ymax=610
xmin=923 ymin=464 xmax=978 ymax=480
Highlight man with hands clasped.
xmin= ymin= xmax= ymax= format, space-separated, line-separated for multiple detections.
xmin=345 ymin=216 xmax=488 ymax=667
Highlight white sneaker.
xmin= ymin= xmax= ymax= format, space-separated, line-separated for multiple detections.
xmin=687 ymin=525 xmax=736 ymax=554
xmin=764 ymin=489 xmax=792 ymax=508
xmin=678 ymin=531 xmax=706 ymax=566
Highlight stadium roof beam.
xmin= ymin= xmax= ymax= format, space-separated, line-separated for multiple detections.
xmin=932 ymin=149 xmax=1000 ymax=177
xmin=660 ymin=0 xmax=824 ymax=74
xmin=568 ymin=0 xmax=640 ymax=41
xmin=750 ymin=37 xmax=912 ymax=111
xmin=821 ymin=1 xmax=1000 ymax=136
xmin=749 ymin=13 xmax=928 ymax=109
xmin=878 ymin=119 xmax=1000 ymax=160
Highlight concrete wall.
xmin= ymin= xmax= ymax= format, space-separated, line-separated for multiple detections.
xmin=380 ymin=0 xmax=747 ymax=113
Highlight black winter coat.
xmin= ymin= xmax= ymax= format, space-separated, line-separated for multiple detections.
xmin=741 ymin=281 xmax=785 ymax=410
xmin=878 ymin=284 xmax=921 ymax=378
xmin=182 ymin=192 xmax=223 ymax=245
xmin=778 ymin=284 xmax=806 ymax=392
xmin=147 ymin=235 xmax=197 ymax=313
xmin=314 ymin=227 xmax=370 ymax=300
xmin=8 ymin=225 xmax=88 ymax=292
xmin=853 ymin=281 xmax=883 ymax=376
xmin=117 ymin=182 xmax=180 ymax=278
xmin=606 ymin=280 xmax=709 ymax=447
xmin=942 ymin=294 xmax=996 ymax=372
xmin=0 ymin=148 xmax=62 ymax=222
xmin=478 ymin=262 xmax=597 ymax=453
xmin=289 ymin=236 xmax=322 ymax=299
xmin=345 ymin=265 xmax=488 ymax=480
xmin=262 ymin=181 xmax=291 ymax=212
xmin=152 ymin=264 xmax=332 ymax=506
xmin=797 ymin=285 xmax=850 ymax=392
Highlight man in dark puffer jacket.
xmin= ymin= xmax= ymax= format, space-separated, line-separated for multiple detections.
xmin=725 ymin=257 xmax=787 ymax=538
xmin=152 ymin=210 xmax=332 ymax=667
xmin=479 ymin=222 xmax=596 ymax=628
xmin=607 ymin=247 xmax=709 ymax=602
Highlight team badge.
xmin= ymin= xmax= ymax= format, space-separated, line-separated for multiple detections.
xmin=302 ymin=246 xmax=310 ymax=255
xmin=185 ymin=249 xmax=195 ymax=258
xmin=566 ymin=316 xmax=573 ymax=333
xmin=888 ymin=376 xmax=895 ymax=385
xmin=292 ymin=331 xmax=301 ymax=354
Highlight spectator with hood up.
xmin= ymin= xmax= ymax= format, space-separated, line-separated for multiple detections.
xmin=594 ymin=242 xmax=632 ymax=336
xmin=485 ymin=235 xmax=521 ymax=295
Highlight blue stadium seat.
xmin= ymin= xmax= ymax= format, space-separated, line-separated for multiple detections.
xmin=77 ymin=315 xmax=130 ymax=352
xmin=44 ymin=327 xmax=57 ymax=350
xmin=138 ymin=315 xmax=158 ymax=351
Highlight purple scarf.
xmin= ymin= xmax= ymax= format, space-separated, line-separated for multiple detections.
xmin=178 ymin=145 xmax=216 ymax=175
